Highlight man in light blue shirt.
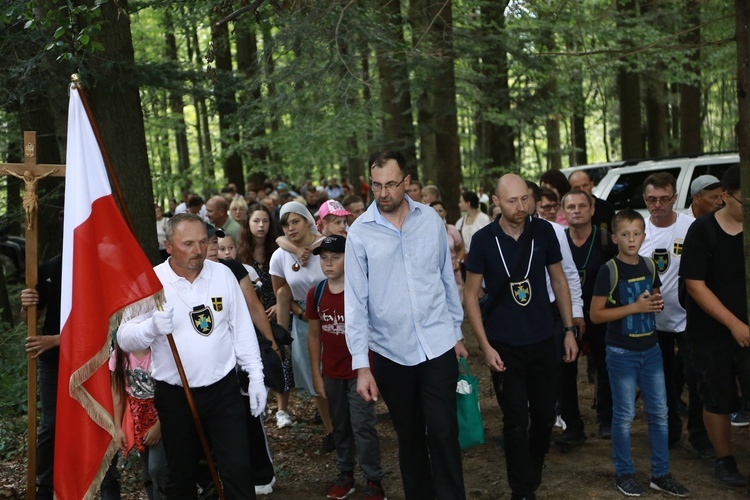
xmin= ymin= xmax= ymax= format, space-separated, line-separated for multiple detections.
xmin=345 ymin=150 xmax=468 ymax=500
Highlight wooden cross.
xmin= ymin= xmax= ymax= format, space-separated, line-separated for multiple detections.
xmin=1 ymin=131 xmax=65 ymax=500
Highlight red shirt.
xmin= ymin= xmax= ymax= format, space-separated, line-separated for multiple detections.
xmin=306 ymin=281 xmax=355 ymax=379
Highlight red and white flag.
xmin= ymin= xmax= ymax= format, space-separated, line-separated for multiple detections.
xmin=54 ymin=85 xmax=163 ymax=499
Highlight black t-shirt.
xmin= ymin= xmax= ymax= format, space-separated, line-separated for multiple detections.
xmin=36 ymin=255 xmax=62 ymax=363
xmin=566 ymin=226 xmax=617 ymax=313
xmin=219 ymin=258 xmax=249 ymax=283
xmin=593 ymin=257 xmax=662 ymax=351
xmin=466 ymin=217 xmax=561 ymax=346
xmin=593 ymin=196 xmax=616 ymax=235
xmin=679 ymin=213 xmax=746 ymax=340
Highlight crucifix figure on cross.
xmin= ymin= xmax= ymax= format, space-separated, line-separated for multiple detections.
xmin=3 ymin=167 xmax=59 ymax=230
xmin=1 ymin=130 xmax=65 ymax=499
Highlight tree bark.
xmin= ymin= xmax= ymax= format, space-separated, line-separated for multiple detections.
xmin=212 ymin=24 xmax=244 ymax=191
xmin=164 ymin=11 xmax=190 ymax=175
xmin=680 ymin=0 xmax=702 ymax=154
xmin=475 ymin=0 xmax=516 ymax=178
xmin=644 ymin=69 xmax=669 ymax=157
xmin=617 ymin=0 xmax=644 ymax=160
xmin=374 ymin=0 xmax=417 ymax=173
xmin=82 ymin=0 xmax=158 ymax=262
xmin=236 ymin=19 xmax=268 ymax=186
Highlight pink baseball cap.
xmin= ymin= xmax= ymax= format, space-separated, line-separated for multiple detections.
xmin=318 ymin=199 xmax=351 ymax=219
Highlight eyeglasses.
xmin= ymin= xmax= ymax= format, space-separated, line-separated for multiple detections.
xmin=644 ymin=195 xmax=675 ymax=205
xmin=371 ymin=176 xmax=407 ymax=194
xmin=730 ymin=193 xmax=743 ymax=205
xmin=538 ymin=203 xmax=560 ymax=211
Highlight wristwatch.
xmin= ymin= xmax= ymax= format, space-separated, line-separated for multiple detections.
xmin=563 ymin=326 xmax=579 ymax=339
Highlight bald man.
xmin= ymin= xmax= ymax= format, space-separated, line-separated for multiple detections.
xmin=464 ymin=174 xmax=578 ymax=499
xmin=206 ymin=195 xmax=241 ymax=242
xmin=569 ymin=171 xmax=616 ymax=234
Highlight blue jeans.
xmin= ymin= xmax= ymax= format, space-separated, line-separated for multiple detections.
xmin=606 ymin=344 xmax=669 ymax=478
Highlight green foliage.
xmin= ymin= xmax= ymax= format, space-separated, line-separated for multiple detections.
xmin=0 ymin=320 xmax=30 ymax=460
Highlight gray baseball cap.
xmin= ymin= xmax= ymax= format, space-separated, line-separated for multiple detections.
xmin=690 ymin=175 xmax=721 ymax=197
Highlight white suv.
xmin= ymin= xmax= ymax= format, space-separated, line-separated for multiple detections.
xmin=593 ymin=153 xmax=738 ymax=215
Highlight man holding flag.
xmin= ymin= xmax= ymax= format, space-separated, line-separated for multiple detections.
xmin=117 ymin=213 xmax=267 ymax=498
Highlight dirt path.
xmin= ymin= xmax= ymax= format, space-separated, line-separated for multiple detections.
xmin=2 ymin=325 xmax=749 ymax=499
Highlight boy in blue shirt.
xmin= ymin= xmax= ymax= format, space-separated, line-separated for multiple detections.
xmin=590 ymin=209 xmax=689 ymax=498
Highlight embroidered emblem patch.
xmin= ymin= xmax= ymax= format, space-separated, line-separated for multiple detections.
xmin=652 ymin=248 xmax=669 ymax=274
xmin=673 ymin=238 xmax=684 ymax=256
xmin=190 ymin=305 xmax=214 ymax=336
xmin=510 ymin=279 xmax=532 ymax=306
xmin=211 ymin=297 xmax=223 ymax=312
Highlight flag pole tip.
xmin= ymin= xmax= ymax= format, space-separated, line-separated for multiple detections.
xmin=70 ymin=73 xmax=81 ymax=89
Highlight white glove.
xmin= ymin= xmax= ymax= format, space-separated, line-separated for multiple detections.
xmin=149 ymin=308 xmax=174 ymax=336
xmin=248 ymin=379 xmax=267 ymax=418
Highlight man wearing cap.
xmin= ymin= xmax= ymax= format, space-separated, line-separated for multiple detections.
xmin=639 ymin=172 xmax=713 ymax=457
xmin=345 ymin=151 xmax=467 ymax=499
xmin=683 ymin=175 xmax=724 ymax=218
xmin=206 ymin=195 xmax=242 ymax=242
xmin=118 ymin=213 xmax=266 ymax=498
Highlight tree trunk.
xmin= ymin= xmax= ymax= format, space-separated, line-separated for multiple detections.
xmin=164 ymin=12 xmax=190 ymax=175
xmin=539 ymin=24 xmax=561 ymax=170
xmin=236 ymin=20 xmax=268 ymax=185
xmin=83 ymin=0 xmax=158 ymax=262
xmin=475 ymin=0 xmax=516 ymax=179
xmin=374 ymin=0 xmax=417 ymax=173
xmin=736 ymin=0 xmax=750 ymax=322
xmin=644 ymin=69 xmax=669 ymax=157
xmin=212 ymin=24 xmax=244 ymax=190
xmin=680 ymin=1 xmax=702 ymax=154
xmin=409 ymin=0 xmax=438 ymax=183
xmin=431 ymin=5 xmax=461 ymax=219
xmin=617 ymin=0 xmax=644 ymax=160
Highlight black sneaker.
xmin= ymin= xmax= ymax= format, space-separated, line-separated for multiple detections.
xmin=714 ymin=456 xmax=747 ymax=486
xmin=615 ymin=474 xmax=646 ymax=497
xmin=321 ymin=433 xmax=336 ymax=453
xmin=556 ymin=429 xmax=587 ymax=446
xmin=690 ymin=440 xmax=715 ymax=459
xmin=650 ymin=474 xmax=690 ymax=497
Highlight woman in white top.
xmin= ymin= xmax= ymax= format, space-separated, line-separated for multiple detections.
xmin=155 ymin=204 xmax=169 ymax=262
xmin=456 ymin=191 xmax=491 ymax=277
xmin=269 ymin=202 xmax=335 ymax=446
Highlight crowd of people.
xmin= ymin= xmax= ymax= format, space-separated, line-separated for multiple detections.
xmin=19 ymin=154 xmax=748 ymax=500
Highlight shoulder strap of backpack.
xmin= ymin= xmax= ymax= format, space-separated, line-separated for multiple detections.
xmin=644 ymin=257 xmax=656 ymax=286
xmin=314 ymin=278 xmax=328 ymax=313
xmin=606 ymin=259 xmax=618 ymax=305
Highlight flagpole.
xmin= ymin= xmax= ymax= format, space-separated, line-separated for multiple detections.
xmin=69 ymin=75 xmax=226 ymax=500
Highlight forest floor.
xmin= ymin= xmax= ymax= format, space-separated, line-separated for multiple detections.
xmin=1 ymin=324 xmax=750 ymax=499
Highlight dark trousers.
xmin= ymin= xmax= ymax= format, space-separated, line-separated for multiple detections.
xmin=241 ymin=394 xmax=275 ymax=486
xmin=587 ymin=321 xmax=613 ymax=426
xmin=36 ymin=358 xmax=57 ymax=498
xmin=155 ymin=371 xmax=255 ymax=499
xmin=675 ymin=334 xmax=710 ymax=447
xmin=553 ymin=313 xmax=584 ymax=433
xmin=657 ymin=331 xmax=684 ymax=443
xmin=36 ymin=358 xmax=121 ymax=500
xmin=372 ymin=349 xmax=465 ymax=500
xmin=325 ymin=377 xmax=382 ymax=481
xmin=490 ymin=337 xmax=557 ymax=497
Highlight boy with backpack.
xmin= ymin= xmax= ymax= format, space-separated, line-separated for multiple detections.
xmin=590 ymin=209 xmax=689 ymax=498
xmin=306 ymin=235 xmax=386 ymax=500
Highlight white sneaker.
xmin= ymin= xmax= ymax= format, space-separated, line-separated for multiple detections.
xmin=255 ymin=476 xmax=276 ymax=495
xmin=276 ymin=410 xmax=293 ymax=429
xmin=555 ymin=415 xmax=567 ymax=430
